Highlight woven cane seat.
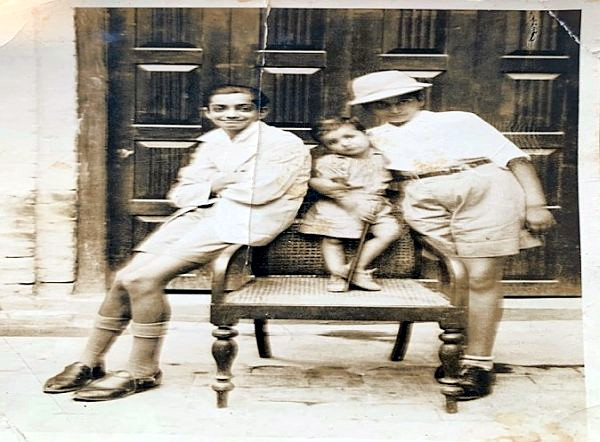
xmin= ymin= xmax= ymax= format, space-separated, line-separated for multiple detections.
xmin=224 ymin=277 xmax=448 ymax=307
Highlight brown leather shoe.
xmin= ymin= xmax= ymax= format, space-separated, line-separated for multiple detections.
xmin=73 ymin=370 xmax=162 ymax=402
xmin=43 ymin=362 xmax=106 ymax=394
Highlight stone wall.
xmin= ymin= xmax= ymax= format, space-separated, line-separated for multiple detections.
xmin=0 ymin=2 xmax=78 ymax=296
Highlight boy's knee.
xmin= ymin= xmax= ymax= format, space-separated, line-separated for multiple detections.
xmin=468 ymin=273 xmax=498 ymax=292
xmin=118 ymin=270 xmax=161 ymax=295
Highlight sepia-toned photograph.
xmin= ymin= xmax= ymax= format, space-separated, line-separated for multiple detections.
xmin=1 ymin=1 xmax=599 ymax=440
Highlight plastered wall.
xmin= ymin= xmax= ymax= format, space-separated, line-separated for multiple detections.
xmin=0 ymin=1 xmax=78 ymax=296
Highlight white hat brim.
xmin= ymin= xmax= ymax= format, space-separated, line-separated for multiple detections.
xmin=348 ymin=83 xmax=432 ymax=105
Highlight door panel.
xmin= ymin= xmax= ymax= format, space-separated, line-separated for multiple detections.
xmin=107 ymin=8 xmax=580 ymax=295
xmin=108 ymin=9 xmax=211 ymax=288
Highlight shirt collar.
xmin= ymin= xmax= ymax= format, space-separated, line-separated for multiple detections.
xmin=198 ymin=120 xmax=262 ymax=144
xmin=369 ymin=110 xmax=430 ymax=134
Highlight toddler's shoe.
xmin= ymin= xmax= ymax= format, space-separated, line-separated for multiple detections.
xmin=351 ymin=269 xmax=381 ymax=291
xmin=327 ymin=275 xmax=347 ymax=292
xmin=43 ymin=362 xmax=106 ymax=393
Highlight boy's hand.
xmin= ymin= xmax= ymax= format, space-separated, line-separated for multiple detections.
xmin=211 ymin=172 xmax=240 ymax=194
xmin=525 ymin=206 xmax=556 ymax=233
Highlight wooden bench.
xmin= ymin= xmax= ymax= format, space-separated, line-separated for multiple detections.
xmin=207 ymin=191 xmax=468 ymax=413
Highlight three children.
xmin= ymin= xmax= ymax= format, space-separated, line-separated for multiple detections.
xmin=44 ymin=71 xmax=555 ymax=404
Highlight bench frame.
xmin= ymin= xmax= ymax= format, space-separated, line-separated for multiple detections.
xmin=208 ymin=233 xmax=468 ymax=413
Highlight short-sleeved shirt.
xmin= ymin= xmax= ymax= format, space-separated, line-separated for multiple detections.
xmin=367 ymin=110 xmax=528 ymax=174
xmin=368 ymin=110 xmax=538 ymax=257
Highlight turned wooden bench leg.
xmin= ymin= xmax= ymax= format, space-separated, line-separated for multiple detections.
xmin=212 ymin=325 xmax=238 ymax=408
xmin=254 ymin=319 xmax=272 ymax=358
xmin=438 ymin=326 xmax=464 ymax=413
xmin=390 ymin=321 xmax=413 ymax=361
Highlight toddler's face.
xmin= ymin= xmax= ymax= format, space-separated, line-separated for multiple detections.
xmin=205 ymin=93 xmax=261 ymax=136
xmin=321 ymin=125 xmax=371 ymax=157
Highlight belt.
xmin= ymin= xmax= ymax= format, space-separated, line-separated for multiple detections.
xmin=396 ymin=158 xmax=492 ymax=180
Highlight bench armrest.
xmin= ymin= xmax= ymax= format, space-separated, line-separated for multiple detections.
xmin=413 ymin=233 xmax=468 ymax=307
xmin=211 ymin=244 xmax=248 ymax=302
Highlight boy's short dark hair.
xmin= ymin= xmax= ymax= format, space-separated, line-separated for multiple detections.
xmin=206 ymin=85 xmax=269 ymax=110
xmin=311 ymin=116 xmax=366 ymax=143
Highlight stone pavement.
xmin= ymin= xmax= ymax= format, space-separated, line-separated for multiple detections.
xmin=0 ymin=294 xmax=589 ymax=442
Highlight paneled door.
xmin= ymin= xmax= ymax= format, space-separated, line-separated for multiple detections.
xmin=106 ymin=8 xmax=580 ymax=294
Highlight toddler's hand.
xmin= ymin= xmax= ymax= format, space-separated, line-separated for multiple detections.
xmin=354 ymin=200 xmax=380 ymax=224
xmin=310 ymin=177 xmax=351 ymax=198
xmin=525 ymin=206 xmax=556 ymax=233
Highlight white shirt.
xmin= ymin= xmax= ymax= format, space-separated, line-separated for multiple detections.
xmin=367 ymin=110 xmax=528 ymax=173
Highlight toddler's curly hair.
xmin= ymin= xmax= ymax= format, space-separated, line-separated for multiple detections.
xmin=311 ymin=116 xmax=366 ymax=143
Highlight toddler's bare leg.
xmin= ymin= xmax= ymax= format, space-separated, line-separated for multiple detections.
xmin=355 ymin=221 xmax=402 ymax=271
xmin=321 ymin=237 xmax=346 ymax=275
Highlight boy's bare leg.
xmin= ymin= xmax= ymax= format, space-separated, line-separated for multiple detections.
xmin=119 ymin=254 xmax=200 ymax=377
xmin=461 ymin=256 xmax=506 ymax=362
xmin=79 ymin=252 xmax=168 ymax=368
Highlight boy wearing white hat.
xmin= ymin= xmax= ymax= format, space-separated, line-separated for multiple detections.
xmin=316 ymin=70 xmax=555 ymax=400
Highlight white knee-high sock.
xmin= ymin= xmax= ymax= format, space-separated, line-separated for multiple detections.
xmin=461 ymin=354 xmax=494 ymax=371
xmin=128 ymin=321 xmax=169 ymax=377
xmin=80 ymin=315 xmax=130 ymax=367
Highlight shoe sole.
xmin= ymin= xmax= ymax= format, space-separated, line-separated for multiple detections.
xmin=72 ymin=383 xmax=160 ymax=402
xmin=349 ymin=282 xmax=381 ymax=291
xmin=44 ymin=385 xmax=88 ymax=394
xmin=43 ymin=375 xmax=106 ymax=394
xmin=72 ymin=374 xmax=162 ymax=402
xmin=457 ymin=391 xmax=492 ymax=401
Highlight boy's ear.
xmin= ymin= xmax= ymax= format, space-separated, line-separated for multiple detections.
xmin=258 ymin=107 xmax=269 ymax=119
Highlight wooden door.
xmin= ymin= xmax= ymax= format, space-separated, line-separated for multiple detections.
xmin=106 ymin=8 xmax=261 ymax=288
xmin=106 ymin=8 xmax=580 ymax=294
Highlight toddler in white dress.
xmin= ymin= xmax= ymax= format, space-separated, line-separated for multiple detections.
xmin=300 ymin=117 xmax=402 ymax=291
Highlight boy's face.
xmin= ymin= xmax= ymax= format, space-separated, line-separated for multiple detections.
xmin=321 ymin=125 xmax=370 ymax=157
xmin=364 ymin=94 xmax=422 ymax=125
xmin=205 ymin=93 xmax=264 ymax=136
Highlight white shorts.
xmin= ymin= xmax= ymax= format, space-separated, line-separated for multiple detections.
xmin=402 ymin=163 xmax=541 ymax=258
xmin=134 ymin=206 xmax=230 ymax=264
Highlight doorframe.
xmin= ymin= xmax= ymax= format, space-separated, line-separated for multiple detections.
xmin=74 ymin=8 xmax=110 ymax=295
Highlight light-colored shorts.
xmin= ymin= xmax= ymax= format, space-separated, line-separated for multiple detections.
xmin=134 ymin=206 xmax=230 ymax=264
xmin=402 ymin=163 xmax=541 ymax=258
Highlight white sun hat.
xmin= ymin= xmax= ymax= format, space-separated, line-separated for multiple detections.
xmin=348 ymin=70 xmax=432 ymax=105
